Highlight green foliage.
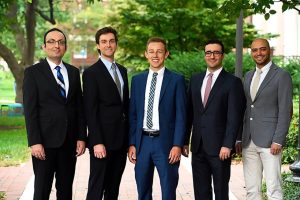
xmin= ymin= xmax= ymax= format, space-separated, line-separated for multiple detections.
xmin=220 ymin=0 xmax=300 ymax=19
xmin=102 ymin=0 xmax=257 ymax=67
xmin=0 ymin=192 xmax=5 ymax=200
xmin=0 ymin=116 xmax=25 ymax=127
xmin=282 ymin=98 xmax=299 ymax=164
xmin=262 ymin=173 xmax=300 ymax=200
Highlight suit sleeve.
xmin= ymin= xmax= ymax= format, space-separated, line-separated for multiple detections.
xmin=83 ymin=70 xmax=103 ymax=147
xmin=273 ymin=71 xmax=293 ymax=145
xmin=75 ymin=69 xmax=87 ymax=141
xmin=23 ymin=67 xmax=42 ymax=146
xmin=128 ymin=76 xmax=137 ymax=146
xmin=173 ymin=75 xmax=187 ymax=147
xmin=223 ymin=77 xmax=246 ymax=148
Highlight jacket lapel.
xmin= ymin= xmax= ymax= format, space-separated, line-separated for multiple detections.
xmin=254 ymin=64 xmax=278 ymax=101
xmin=245 ymin=70 xmax=255 ymax=100
xmin=38 ymin=59 xmax=65 ymax=101
xmin=159 ymin=68 xmax=171 ymax=103
xmin=204 ymin=69 xmax=226 ymax=109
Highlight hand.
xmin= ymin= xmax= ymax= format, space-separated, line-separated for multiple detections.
xmin=93 ymin=144 xmax=106 ymax=159
xmin=30 ymin=144 xmax=46 ymax=160
xmin=235 ymin=141 xmax=242 ymax=155
xmin=128 ymin=146 xmax=137 ymax=164
xmin=76 ymin=140 xmax=86 ymax=157
xmin=169 ymin=146 xmax=182 ymax=164
xmin=219 ymin=147 xmax=231 ymax=161
xmin=270 ymin=143 xmax=282 ymax=155
xmin=182 ymin=145 xmax=189 ymax=157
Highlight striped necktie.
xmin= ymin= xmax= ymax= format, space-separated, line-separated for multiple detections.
xmin=146 ymin=72 xmax=158 ymax=129
xmin=55 ymin=66 xmax=66 ymax=99
xmin=203 ymin=73 xmax=213 ymax=107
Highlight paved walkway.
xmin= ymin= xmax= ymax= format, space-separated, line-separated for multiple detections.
xmin=0 ymin=151 xmax=247 ymax=200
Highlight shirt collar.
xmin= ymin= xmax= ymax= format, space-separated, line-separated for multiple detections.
xmin=100 ymin=56 xmax=116 ymax=71
xmin=46 ymin=58 xmax=64 ymax=71
xmin=256 ymin=60 xmax=272 ymax=73
xmin=149 ymin=67 xmax=165 ymax=76
xmin=205 ymin=67 xmax=223 ymax=77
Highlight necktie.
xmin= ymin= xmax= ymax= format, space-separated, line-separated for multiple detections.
xmin=112 ymin=63 xmax=122 ymax=99
xmin=55 ymin=66 xmax=66 ymax=99
xmin=250 ymin=69 xmax=262 ymax=101
xmin=203 ymin=73 xmax=213 ymax=107
xmin=146 ymin=72 xmax=158 ymax=129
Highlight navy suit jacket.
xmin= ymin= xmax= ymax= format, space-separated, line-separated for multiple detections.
xmin=129 ymin=68 xmax=187 ymax=154
xmin=185 ymin=69 xmax=246 ymax=156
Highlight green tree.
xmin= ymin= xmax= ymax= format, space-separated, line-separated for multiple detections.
xmin=0 ymin=0 xmax=61 ymax=103
xmin=88 ymin=0 xmax=257 ymax=71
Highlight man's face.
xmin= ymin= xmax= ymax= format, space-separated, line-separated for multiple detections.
xmin=204 ymin=44 xmax=224 ymax=72
xmin=43 ymin=31 xmax=66 ymax=61
xmin=251 ymin=39 xmax=271 ymax=68
xmin=145 ymin=42 xmax=169 ymax=71
xmin=97 ymin=33 xmax=117 ymax=61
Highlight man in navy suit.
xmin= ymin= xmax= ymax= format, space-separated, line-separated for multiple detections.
xmin=23 ymin=28 xmax=86 ymax=200
xmin=183 ymin=39 xmax=245 ymax=200
xmin=128 ymin=37 xmax=186 ymax=200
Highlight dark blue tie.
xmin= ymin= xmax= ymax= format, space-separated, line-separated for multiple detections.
xmin=146 ymin=72 xmax=158 ymax=129
xmin=55 ymin=66 xmax=66 ymax=99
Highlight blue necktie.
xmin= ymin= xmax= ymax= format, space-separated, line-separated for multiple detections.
xmin=146 ymin=72 xmax=158 ymax=129
xmin=55 ymin=66 xmax=66 ymax=99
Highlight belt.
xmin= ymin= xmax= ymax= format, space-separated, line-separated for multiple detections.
xmin=142 ymin=130 xmax=160 ymax=137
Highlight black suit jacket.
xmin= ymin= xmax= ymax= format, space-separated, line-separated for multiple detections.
xmin=185 ymin=69 xmax=246 ymax=156
xmin=23 ymin=59 xmax=86 ymax=148
xmin=83 ymin=59 xmax=129 ymax=151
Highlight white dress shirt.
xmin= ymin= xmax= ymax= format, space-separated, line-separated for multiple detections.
xmin=201 ymin=67 xmax=223 ymax=103
xmin=143 ymin=67 xmax=165 ymax=131
xmin=47 ymin=58 xmax=69 ymax=96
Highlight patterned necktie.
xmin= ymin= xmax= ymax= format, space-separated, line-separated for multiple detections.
xmin=203 ymin=73 xmax=213 ymax=107
xmin=55 ymin=66 xmax=66 ymax=99
xmin=146 ymin=72 xmax=158 ymax=129
xmin=250 ymin=69 xmax=262 ymax=101
xmin=111 ymin=63 xmax=122 ymax=99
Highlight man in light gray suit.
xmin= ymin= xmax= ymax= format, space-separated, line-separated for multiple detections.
xmin=237 ymin=38 xmax=293 ymax=200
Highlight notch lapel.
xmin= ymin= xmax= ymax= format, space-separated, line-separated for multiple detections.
xmin=159 ymin=69 xmax=171 ymax=103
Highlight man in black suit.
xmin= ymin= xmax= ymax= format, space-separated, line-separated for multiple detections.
xmin=23 ymin=28 xmax=86 ymax=200
xmin=183 ymin=39 xmax=245 ymax=200
xmin=83 ymin=27 xmax=129 ymax=200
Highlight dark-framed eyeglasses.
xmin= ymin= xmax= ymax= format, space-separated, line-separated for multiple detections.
xmin=205 ymin=51 xmax=223 ymax=57
xmin=46 ymin=39 xmax=66 ymax=46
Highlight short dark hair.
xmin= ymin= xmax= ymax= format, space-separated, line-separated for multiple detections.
xmin=43 ymin=28 xmax=67 ymax=46
xmin=204 ymin=39 xmax=224 ymax=53
xmin=95 ymin=27 xmax=118 ymax=44
xmin=146 ymin=37 xmax=168 ymax=51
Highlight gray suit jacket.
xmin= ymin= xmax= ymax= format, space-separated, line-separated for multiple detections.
xmin=242 ymin=63 xmax=293 ymax=148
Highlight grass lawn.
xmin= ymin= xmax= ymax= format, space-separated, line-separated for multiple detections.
xmin=0 ymin=71 xmax=15 ymax=103
xmin=0 ymin=116 xmax=30 ymax=167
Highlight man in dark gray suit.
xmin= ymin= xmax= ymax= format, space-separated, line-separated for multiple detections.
xmin=237 ymin=38 xmax=293 ymax=200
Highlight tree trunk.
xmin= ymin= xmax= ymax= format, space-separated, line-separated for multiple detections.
xmin=235 ymin=10 xmax=243 ymax=79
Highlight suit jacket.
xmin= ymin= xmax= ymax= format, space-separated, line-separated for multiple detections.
xmin=23 ymin=59 xmax=86 ymax=148
xmin=83 ymin=59 xmax=129 ymax=151
xmin=242 ymin=63 xmax=293 ymax=148
xmin=129 ymin=68 xmax=186 ymax=154
xmin=185 ymin=69 xmax=246 ymax=156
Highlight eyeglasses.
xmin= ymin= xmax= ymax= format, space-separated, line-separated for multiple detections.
xmin=46 ymin=39 xmax=66 ymax=46
xmin=205 ymin=51 xmax=223 ymax=57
